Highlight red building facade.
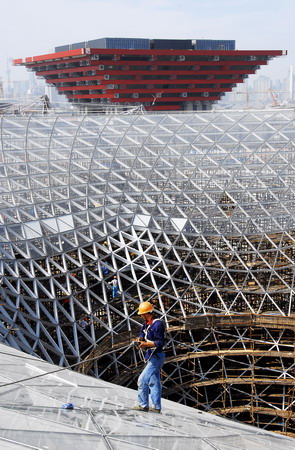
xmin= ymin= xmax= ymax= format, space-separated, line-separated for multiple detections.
xmin=13 ymin=39 xmax=286 ymax=111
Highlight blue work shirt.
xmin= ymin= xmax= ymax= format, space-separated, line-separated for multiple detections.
xmin=139 ymin=318 xmax=165 ymax=359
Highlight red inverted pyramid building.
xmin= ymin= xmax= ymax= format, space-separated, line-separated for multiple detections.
xmin=14 ymin=38 xmax=286 ymax=111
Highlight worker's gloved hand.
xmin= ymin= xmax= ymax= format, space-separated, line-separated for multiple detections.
xmin=138 ymin=341 xmax=153 ymax=349
xmin=132 ymin=339 xmax=141 ymax=348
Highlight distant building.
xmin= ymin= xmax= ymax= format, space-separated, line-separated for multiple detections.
xmin=253 ymin=76 xmax=272 ymax=104
xmin=13 ymin=38 xmax=285 ymax=111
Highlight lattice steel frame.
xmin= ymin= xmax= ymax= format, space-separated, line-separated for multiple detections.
xmin=1 ymin=109 xmax=295 ymax=435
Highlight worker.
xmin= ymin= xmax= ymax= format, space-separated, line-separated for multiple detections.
xmin=132 ymin=301 xmax=165 ymax=413
xmin=79 ymin=317 xmax=89 ymax=329
xmin=110 ymin=276 xmax=119 ymax=298
xmin=102 ymin=265 xmax=109 ymax=276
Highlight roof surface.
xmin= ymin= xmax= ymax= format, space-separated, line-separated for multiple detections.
xmin=0 ymin=342 xmax=294 ymax=449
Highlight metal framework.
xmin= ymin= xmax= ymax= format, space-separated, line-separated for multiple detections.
xmin=1 ymin=109 xmax=295 ymax=436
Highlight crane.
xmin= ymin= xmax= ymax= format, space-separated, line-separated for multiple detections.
xmin=268 ymin=88 xmax=280 ymax=107
xmin=236 ymin=91 xmax=250 ymax=108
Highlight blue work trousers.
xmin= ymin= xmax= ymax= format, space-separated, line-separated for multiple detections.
xmin=112 ymin=285 xmax=119 ymax=298
xmin=137 ymin=353 xmax=165 ymax=410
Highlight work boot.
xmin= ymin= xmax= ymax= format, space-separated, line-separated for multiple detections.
xmin=149 ymin=407 xmax=161 ymax=413
xmin=132 ymin=405 xmax=149 ymax=412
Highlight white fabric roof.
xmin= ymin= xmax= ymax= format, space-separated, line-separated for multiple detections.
xmin=0 ymin=342 xmax=294 ymax=449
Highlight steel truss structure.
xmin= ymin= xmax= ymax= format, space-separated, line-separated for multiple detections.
xmin=1 ymin=109 xmax=295 ymax=436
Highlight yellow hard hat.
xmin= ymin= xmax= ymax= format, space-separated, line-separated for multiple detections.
xmin=138 ymin=301 xmax=154 ymax=315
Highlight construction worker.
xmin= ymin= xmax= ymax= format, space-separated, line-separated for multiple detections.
xmin=101 ymin=265 xmax=109 ymax=276
xmin=110 ymin=276 xmax=119 ymax=298
xmin=79 ymin=317 xmax=89 ymax=329
xmin=132 ymin=301 xmax=165 ymax=413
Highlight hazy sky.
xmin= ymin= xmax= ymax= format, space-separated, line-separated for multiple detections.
xmin=1 ymin=0 xmax=294 ymax=85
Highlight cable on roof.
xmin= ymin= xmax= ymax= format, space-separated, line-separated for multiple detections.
xmin=0 ymin=342 xmax=134 ymax=389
